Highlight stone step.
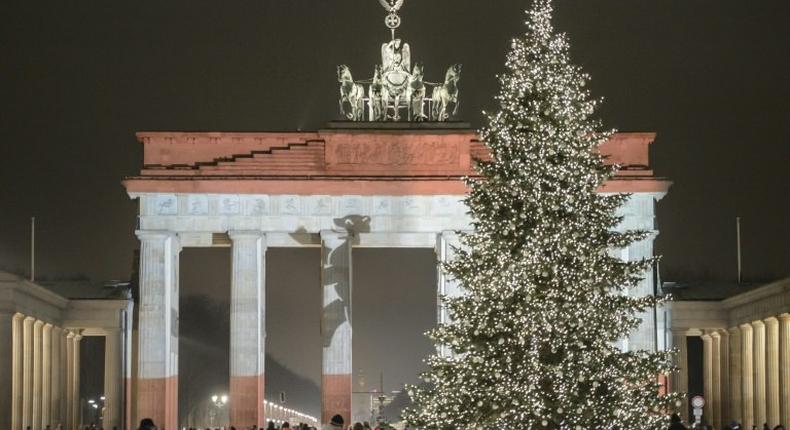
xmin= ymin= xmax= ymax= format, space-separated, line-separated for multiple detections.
xmin=203 ymin=164 xmax=322 ymax=170
xmin=214 ymin=159 xmax=323 ymax=166
xmin=196 ymin=169 xmax=327 ymax=176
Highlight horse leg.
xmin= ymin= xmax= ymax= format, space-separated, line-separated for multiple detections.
xmin=430 ymin=88 xmax=439 ymax=121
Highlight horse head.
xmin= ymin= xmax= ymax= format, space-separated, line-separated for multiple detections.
xmin=337 ymin=65 xmax=352 ymax=83
xmin=373 ymin=64 xmax=383 ymax=83
xmin=445 ymin=63 xmax=462 ymax=84
xmin=412 ymin=62 xmax=424 ymax=80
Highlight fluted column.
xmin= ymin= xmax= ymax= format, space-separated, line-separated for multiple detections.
xmin=41 ymin=324 xmax=52 ymax=429
xmin=720 ymin=330 xmax=730 ymax=425
xmin=779 ymin=314 xmax=790 ymax=429
xmin=764 ymin=317 xmax=780 ymax=427
xmin=135 ymin=231 xmax=181 ymax=430
xmin=728 ymin=327 xmax=742 ymax=426
xmin=71 ymin=333 xmax=82 ymax=430
xmin=320 ymin=229 xmax=353 ymax=426
xmin=59 ymin=331 xmax=68 ymax=427
xmin=65 ymin=331 xmax=74 ymax=430
xmin=22 ymin=316 xmax=34 ymax=430
xmin=32 ymin=320 xmax=43 ymax=430
xmin=753 ymin=320 xmax=766 ymax=427
xmin=752 ymin=321 xmax=767 ymax=427
xmin=436 ymin=231 xmax=463 ymax=357
xmin=672 ymin=330 xmax=690 ymax=422
xmin=228 ymin=231 xmax=267 ymax=429
xmin=104 ymin=329 xmax=123 ymax=430
xmin=711 ymin=331 xmax=722 ymax=430
xmin=11 ymin=314 xmax=24 ymax=430
xmin=702 ymin=332 xmax=714 ymax=426
xmin=741 ymin=323 xmax=754 ymax=430
xmin=50 ymin=327 xmax=62 ymax=428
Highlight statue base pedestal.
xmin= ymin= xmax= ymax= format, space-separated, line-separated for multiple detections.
xmin=324 ymin=120 xmax=472 ymax=130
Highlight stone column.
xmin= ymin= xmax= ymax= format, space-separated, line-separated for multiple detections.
xmin=22 ymin=316 xmax=34 ymax=430
xmin=50 ymin=326 xmax=62 ymax=428
xmin=71 ymin=333 xmax=82 ymax=430
xmin=104 ymin=328 xmax=123 ymax=430
xmin=320 ymin=230 xmax=353 ymax=426
xmin=741 ymin=323 xmax=754 ymax=430
xmin=702 ymin=332 xmax=714 ymax=426
xmin=764 ymin=317 xmax=780 ymax=428
xmin=435 ymin=231 xmax=463 ymax=357
xmin=135 ymin=231 xmax=180 ymax=430
xmin=711 ymin=331 xmax=722 ymax=430
xmin=41 ymin=324 xmax=52 ymax=429
xmin=229 ymin=231 xmax=267 ymax=429
xmin=672 ymin=330 xmax=690 ymax=422
xmin=728 ymin=327 xmax=742 ymax=426
xmin=11 ymin=314 xmax=24 ymax=430
xmin=32 ymin=320 xmax=43 ymax=430
xmin=779 ymin=314 xmax=790 ymax=430
xmin=0 ymin=312 xmax=15 ymax=430
xmin=720 ymin=330 xmax=730 ymax=425
xmin=753 ymin=320 xmax=766 ymax=427
xmin=124 ymin=306 xmax=134 ymax=430
xmin=65 ymin=331 xmax=74 ymax=430
xmin=59 ymin=331 xmax=68 ymax=427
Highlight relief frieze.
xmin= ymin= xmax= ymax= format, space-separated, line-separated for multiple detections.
xmin=328 ymin=140 xmax=460 ymax=167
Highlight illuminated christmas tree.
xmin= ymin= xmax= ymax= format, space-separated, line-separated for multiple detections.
xmin=403 ymin=1 xmax=681 ymax=429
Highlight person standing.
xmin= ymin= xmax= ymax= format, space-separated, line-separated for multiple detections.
xmin=668 ymin=413 xmax=688 ymax=430
xmin=322 ymin=415 xmax=344 ymax=430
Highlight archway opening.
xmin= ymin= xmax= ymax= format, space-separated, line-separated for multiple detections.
xmin=178 ymin=247 xmax=231 ymax=428
xmin=352 ymin=248 xmax=437 ymax=424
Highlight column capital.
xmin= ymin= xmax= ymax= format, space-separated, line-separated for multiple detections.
xmin=764 ymin=316 xmax=779 ymax=325
xmin=228 ymin=230 xmax=266 ymax=241
xmin=778 ymin=312 xmax=790 ymax=321
xmin=728 ymin=326 xmax=741 ymax=335
xmin=33 ymin=320 xmax=44 ymax=328
xmin=752 ymin=319 xmax=765 ymax=328
xmin=135 ymin=230 xmax=176 ymax=241
xmin=320 ymin=229 xmax=354 ymax=241
xmin=740 ymin=322 xmax=753 ymax=332
xmin=102 ymin=327 xmax=121 ymax=336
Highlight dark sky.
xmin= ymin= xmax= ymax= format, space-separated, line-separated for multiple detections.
xmin=1 ymin=0 xmax=789 ymax=411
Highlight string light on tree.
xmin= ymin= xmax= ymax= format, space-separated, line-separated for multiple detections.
xmin=403 ymin=1 xmax=682 ymax=429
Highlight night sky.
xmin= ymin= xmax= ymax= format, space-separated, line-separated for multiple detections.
xmin=1 ymin=0 xmax=789 ymax=415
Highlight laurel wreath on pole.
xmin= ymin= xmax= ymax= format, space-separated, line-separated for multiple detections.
xmin=378 ymin=0 xmax=404 ymax=13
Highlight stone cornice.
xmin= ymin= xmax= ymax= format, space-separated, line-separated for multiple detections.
xmin=722 ymin=277 xmax=790 ymax=309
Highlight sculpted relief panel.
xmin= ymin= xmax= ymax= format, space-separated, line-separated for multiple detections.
xmin=326 ymin=139 xmax=463 ymax=171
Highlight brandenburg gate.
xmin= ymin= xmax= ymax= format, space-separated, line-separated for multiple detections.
xmin=122 ymin=125 xmax=669 ymax=429
xmin=121 ymin=2 xmax=669 ymax=428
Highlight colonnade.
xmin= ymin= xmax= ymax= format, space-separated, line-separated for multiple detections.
xmin=135 ymin=229 xmax=464 ymax=430
xmin=6 ymin=313 xmax=81 ymax=430
xmin=673 ymin=313 xmax=790 ymax=430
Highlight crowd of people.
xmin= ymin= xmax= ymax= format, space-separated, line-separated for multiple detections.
xmin=136 ymin=412 xmax=399 ymax=430
xmin=129 ymin=412 xmax=790 ymax=430
xmin=668 ymin=413 xmax=786 ymax=430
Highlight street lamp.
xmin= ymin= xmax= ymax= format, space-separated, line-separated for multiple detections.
xmin=209 ymin=394 xmax=228 ymax=427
